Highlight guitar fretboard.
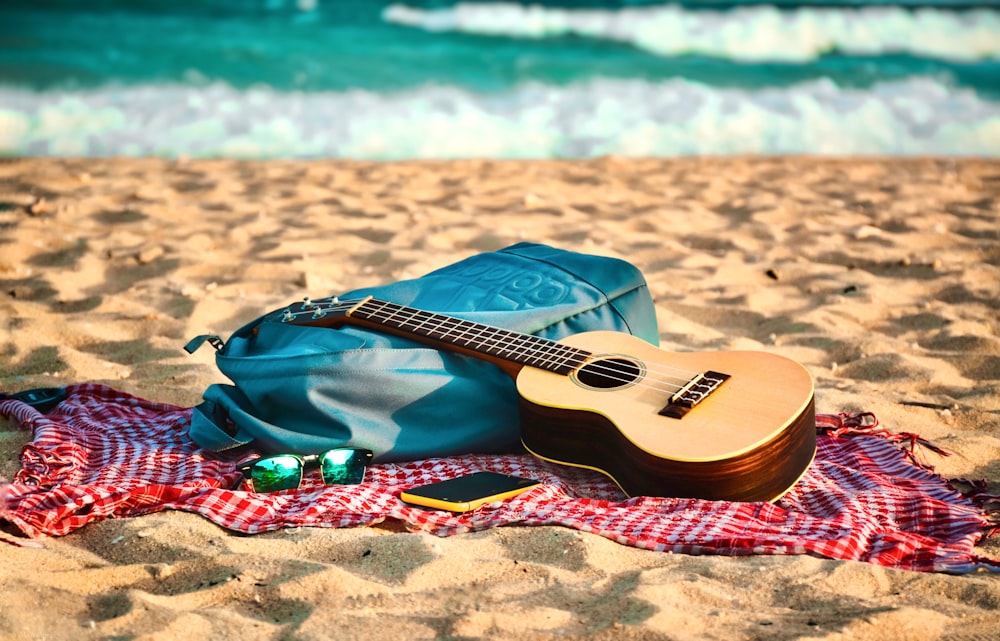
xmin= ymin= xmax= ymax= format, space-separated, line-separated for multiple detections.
xmin=350 ymin=298 xmax=590 ymax=376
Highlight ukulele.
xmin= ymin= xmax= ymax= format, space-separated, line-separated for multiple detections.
xmin=275 ymin=296 xmax=816 ymax=502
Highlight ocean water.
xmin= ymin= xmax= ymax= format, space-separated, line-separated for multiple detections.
xmin=1 ymin=0 xmax=998 ymax=158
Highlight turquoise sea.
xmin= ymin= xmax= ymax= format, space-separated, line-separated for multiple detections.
xmin=1 ymin=0 xmax=998 ymax=158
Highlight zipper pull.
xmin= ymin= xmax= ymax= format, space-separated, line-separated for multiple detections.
xmin=184 ymin=334 xmax=224 ymax=354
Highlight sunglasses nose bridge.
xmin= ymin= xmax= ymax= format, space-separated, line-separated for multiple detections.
xmin=242 ymin=449 xmax=373 ymax=492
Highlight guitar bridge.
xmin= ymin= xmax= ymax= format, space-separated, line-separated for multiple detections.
xmin=659 ymin=371 xmax=731 ymax=419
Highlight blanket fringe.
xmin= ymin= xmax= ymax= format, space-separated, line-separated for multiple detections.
xmin=817 ymin=412 xmax=950 ymax=470
xmin=818 ymin=412 xmax=1000 ymax=545
xmin=0 ymin=533 xmax=43 ymax=548
xmin=948 ymin=479 xmax=1000 ymax=538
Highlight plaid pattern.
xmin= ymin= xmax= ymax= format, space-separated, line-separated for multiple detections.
xmin=1 ymin=384 xmax=997 ymax=573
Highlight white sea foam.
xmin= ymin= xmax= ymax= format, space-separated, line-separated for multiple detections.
xmin=383 ymin=3 xmax=1000 ymax=62
xmin=1 ymin=77 xmax=998 ymax=158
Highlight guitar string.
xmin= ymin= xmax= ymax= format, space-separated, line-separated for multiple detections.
xmin=355 ymin=303 xmax=711 ymax=397
xmin=280 ymin=298 xmax=690 ymax=388
xmin=280 ymin=299 xmax=718 ymax=397
xmin=280 ymin=299 xmax=709 ymax=397
xmin=363 ymin=300 xmax=600 ymax=377
xmin=359 ymin=304 xmax=729 ymax=403
xmin=314 ymin=299 xmax=598 ymax=377
xmin=353 ymin=298 xmax=708 ymax=385
xmin=280 ymin=299 xmax=674 ymax=386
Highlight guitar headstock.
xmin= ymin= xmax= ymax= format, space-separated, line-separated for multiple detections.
xmin=273 ymin=296 xmax=364 ymax=327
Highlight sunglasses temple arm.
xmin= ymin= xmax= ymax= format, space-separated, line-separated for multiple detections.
xmin=231 ymin=464 xmax=253 ymax=490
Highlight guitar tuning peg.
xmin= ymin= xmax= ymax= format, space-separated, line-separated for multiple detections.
xmin=282 ymin=309 xmax=294 ymax=322
xmin=312 ymin=307 xmax=327 ymax=319
xmin=302 ymin=296 xmax=315 ymax=310
xmin=332 ymin=296 xmax=339 ymax=304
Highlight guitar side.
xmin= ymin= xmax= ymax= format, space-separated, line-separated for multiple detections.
xmin=516 ymin=331 xmax=817 ymax=502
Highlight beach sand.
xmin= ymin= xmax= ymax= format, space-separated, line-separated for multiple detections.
xmin=1 ymin=156 xmax=998 ymax=640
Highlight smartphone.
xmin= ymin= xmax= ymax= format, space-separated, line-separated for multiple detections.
xmin=399 ymin=471 xmax=540 ymax=513
xmin=10 ymin=387 xmax=67 ymax=413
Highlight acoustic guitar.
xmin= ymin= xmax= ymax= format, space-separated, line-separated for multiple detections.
xmin=276 ymin=296 xmax=816 ymax=502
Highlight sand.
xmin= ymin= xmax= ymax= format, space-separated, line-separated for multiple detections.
xmin=1 ymin=156 xmax=998 ymax=640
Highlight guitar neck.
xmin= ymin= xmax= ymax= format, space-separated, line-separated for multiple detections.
xmin=342 ymin=297 xmax=589 ymax=378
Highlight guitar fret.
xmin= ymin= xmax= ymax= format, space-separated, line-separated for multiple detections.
xmin=397 ymin=307 xmax=433 ymax=334
xmin=480 ymin=326 xmax=506 ymax=355
xmin=352 ymin=298 xmax=587 ymax=375
xmin=530 ymin=340 xmax=560 ymax=370
xmin=516 ymin=335 xmax=550 ymax=366
xmin=463 ymin=322 xmax=492 ymax=350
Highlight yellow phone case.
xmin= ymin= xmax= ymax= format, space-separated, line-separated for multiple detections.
xmin=399 ymin=472 xmax=540 ymax=512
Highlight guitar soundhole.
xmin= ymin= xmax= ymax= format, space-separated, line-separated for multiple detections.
xmin=574 ymin=357 xmax=643 ymax=390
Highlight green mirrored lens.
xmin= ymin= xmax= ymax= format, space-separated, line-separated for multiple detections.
xmin=251 ymin=455 xmax=302 ymax=492
xmin=320 ymin=449 xmax=367 ymax=485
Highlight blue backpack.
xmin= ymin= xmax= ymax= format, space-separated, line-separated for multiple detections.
xmin=187 ymin=243 xmax=658 ymax=461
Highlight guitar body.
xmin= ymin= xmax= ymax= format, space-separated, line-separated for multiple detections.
xmin=516 ymin=331 xmax=816 ymax=502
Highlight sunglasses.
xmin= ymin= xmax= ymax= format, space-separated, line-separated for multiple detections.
xmin=236 ymin=448 xmax=374 ymax=492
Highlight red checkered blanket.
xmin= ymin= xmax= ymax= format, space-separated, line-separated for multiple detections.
xmin=2 ymin=384 xmax=997 ymax=573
